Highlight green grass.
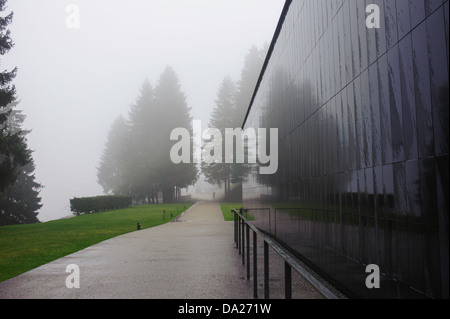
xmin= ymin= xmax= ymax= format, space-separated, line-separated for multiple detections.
xmin=220 ymin=202 xmax=242 ymax=221
xmin=219 ymin=202 xmax=255 ymax=221
xmin=0 ymin=203 xmax=191 ymax=283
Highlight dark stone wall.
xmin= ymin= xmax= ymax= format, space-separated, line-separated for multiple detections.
xmin=243 ymin=0 xmax=449 ymax=299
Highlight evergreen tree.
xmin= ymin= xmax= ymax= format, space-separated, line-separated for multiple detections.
xmin=201 ymin=76 xmax=237 ymax=198
xmin=0 ymin=0 xmax=30 ymax=191
xmin=97 ymin=115 xmax=131 ymax=196
xmin=153 ymin=66 xmax=197 ymax=202
xmin=234 ymin=44 xmax=267 ymax=127
xmin=97 ymin=67 xmax=197 ymax=203
xmin=201 ymin=45 xmax=266 ymax=200
xmin=0 ymin=104 xmax=42 ymax=225
xmin=127 ymin=79 xmax=159 ymax=203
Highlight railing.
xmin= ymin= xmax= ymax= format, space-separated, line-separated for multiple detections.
xmin=233 ymin=208 xmax=340 ymax=299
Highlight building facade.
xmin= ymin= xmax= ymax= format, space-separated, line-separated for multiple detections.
xmin=242 ymin=0 xmax=449 ymax=298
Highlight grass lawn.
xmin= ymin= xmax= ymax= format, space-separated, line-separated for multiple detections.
xmin=219 ymin=202 xmax=242 ymax=221
xmin=0 ymin=203 xmax=191 ymax=283
xmin=219 ymin=202 xmax=260 ymax=221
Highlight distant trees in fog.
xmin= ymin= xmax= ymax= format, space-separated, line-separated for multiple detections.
xmin=97 ymin=66 xmax=197 ymax=203
xmin=98 ymin=44 xmax=268 ymax=203
xmin=201 ymin=45 xmax=267 ymax=200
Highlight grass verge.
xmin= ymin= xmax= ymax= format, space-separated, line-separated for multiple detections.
xmin=0 ymin=203 xmax=191 ymax=283
xmin=219 ymin=202 xmax=242 ymax=221
xmin=220 ymin=202 xmax=258 ymax=221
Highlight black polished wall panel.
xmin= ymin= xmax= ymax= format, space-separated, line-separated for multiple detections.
xmin=242 ymin=0 xmax=449 ymax=298
xmin=388 ymin=44 xmax=404 ymax=163
xmin=378 ymin=54 xmax=393 ymax=165
xmin=427 ymin=7 xmax=449 ymax=157
xmin=412 ymin=21 xmax=434 ymax=159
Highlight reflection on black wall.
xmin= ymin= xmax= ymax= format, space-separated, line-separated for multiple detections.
xmin=243 ymin=0 xmax=449 ymax=298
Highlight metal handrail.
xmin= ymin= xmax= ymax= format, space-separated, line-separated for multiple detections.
xmin=233 ymin=208 xmax=340 ymax=299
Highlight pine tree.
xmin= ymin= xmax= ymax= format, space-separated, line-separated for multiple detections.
xmin=0 ymin=104 xmax=42 ymax=225
xmin=127 ymin=79 xmax=159 ymax=203
xmin=201 ymin=45 xmax=266 ymax=200
xmin=234 ymin=44 xmax=267 ymax=128
xmin=0 ymin=0 xmax=30 ymax=192
xmin=97 ymin=115 xmax=130 ymax=196
xmin=201 ymin=76 xmax=237 ymax=198
xmin=97 ymin=68 xmax=197 ymax=203
xmin=153 ymin=66 xmax=197 ymax=202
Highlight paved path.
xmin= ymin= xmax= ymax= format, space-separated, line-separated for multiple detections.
xmin=0 ymin=202 xmax=254 ymax=299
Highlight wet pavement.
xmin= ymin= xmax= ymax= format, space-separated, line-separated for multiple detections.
xmin=0 ymin=202 xmax=322 ymax=299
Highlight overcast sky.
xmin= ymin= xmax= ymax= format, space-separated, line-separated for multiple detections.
xmin=2 ymin=0 xmax=284 ymax=222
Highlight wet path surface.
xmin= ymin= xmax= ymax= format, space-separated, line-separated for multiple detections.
xmin=0 ymin=201 xmax=322 ymax=299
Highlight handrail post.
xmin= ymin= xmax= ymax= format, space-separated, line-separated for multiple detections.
xmin=238 ymin=214 xmax=241 ymax=255
xmin=233 ymin=210 xmax=237 ymax=248
xmin=264 ymin=240 xmax=269 ymax=299
xmin=285 ymin=261 xmax=292 ymax=299
xmin=241 ymin=209 xmax=245 ymax=265
xmin=253 ymin=231 xmax=258 ymax=299
xmin=246 ymin=223 xmax=250 ymax=280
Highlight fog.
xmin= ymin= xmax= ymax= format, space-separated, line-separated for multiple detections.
xmin=2 ymin=0 xmax=284 ymax=222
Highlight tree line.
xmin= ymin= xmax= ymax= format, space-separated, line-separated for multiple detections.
xmin=202 ymin=45 xmax=266 ymax=200
xmin=97 ymin=66 xmax=197 ymax=203
xmin=0 ymin=0 xmax=266 ymax=224
xmin=98 ymin=45 xmax=266 ymax=203
xmin=0 ymin=0 xmax=42 ymax=225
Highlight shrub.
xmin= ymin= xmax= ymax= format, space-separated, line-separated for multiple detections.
xmin=70 ymin=195 xmax=132 ymax=215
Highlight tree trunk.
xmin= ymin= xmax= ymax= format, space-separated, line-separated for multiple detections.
xmin=153 ymin=189 xmax=158 ymax=204
xmin=163 ymin=187 xmax=174 ymax=203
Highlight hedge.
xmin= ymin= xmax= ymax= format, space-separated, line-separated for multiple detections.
xmin=70 ymin=195 xmax=132 ymax=215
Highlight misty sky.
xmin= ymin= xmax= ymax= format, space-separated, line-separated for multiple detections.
xmin=2 ymin=0 xmax=284 ymax=222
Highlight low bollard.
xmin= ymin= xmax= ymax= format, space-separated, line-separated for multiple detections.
xmin=137 ymin=222 xmax=141 ymax=230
